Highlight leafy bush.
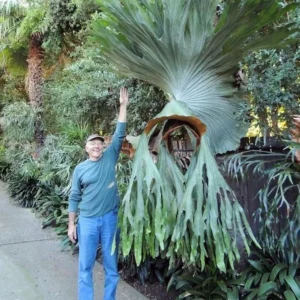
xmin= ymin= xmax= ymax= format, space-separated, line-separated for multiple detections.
xmin=7 ymin=174 xmax=39 ymax=207
xmin=245 ymin=46 xmax=300 ymax=138
xmin=0 ymin=141 xmax=10 ymax=180
xmin=168 ymin=261 xmax=242 ymax=300
xmin=241 ymin=247 xmax=300 ymax=300
xmin=226 ymin=143 xmax=300 ymax=265
xmin=37 ymin=134 xmax=85 ymax=188
xmin=58 ymin=122 xmax=91 ymax=145
xmin=223 ymin=141 xmax=300 ymax=299
xmin=34 ymin=184 xmax=72 ymax=250
xmin=44 ymin=45 xmax=166 ymax=135
xmin=3 ymin=142 xmax=40 ymax=207
xmin=1 ymin=102 xmax=36 ymax=143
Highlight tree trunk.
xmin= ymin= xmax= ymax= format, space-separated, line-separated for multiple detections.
xmin=271 ymin=107 xmax=279 ymax=135
xmin=27 ymin=32 xmax=44 ymax=147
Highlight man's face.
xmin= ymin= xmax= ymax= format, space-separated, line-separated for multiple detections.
xmin=85 ymin=138 xmax=104 ymax=161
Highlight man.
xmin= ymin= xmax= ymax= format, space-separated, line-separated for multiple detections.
xmin=68 ymin=87 xmax=129 ymax=300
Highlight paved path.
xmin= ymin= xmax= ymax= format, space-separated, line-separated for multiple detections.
xmin=0 ymin=181 xmax=148 ymax=300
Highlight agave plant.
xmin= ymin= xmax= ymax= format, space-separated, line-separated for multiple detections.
xmin=90 ymin=0 xmax=299 ymax=271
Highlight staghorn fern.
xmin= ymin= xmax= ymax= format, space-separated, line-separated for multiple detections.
xmin=91 ymin=0 xmax=299 ymax=154
xmin=90 ymin=0 xmax=299 ymax=271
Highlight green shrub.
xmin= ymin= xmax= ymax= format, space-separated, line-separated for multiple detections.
xmin=7 ymin=174 xmax=39 ymax=207
xmin=37 ymin=134 xmax=85 ymax=188
xmin=241 ymin=247 xmax=300 ymax=300
xmin=34 ymin=184 xmax=72 ymax=250
xmin=1 ymin=102 xmax=36 ymax=143
xmin=168 ymin=261 xmax=242 ymax=300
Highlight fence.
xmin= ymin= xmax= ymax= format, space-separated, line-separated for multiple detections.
xmin=171 ymin=139 xmax=298 ymax=235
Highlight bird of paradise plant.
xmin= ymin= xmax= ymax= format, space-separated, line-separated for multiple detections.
xmin=90 ymin=0 xmax=299 ymax=272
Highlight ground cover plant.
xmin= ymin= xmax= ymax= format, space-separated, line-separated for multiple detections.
xmin=169 ymin=142 xmax=300 ymax=299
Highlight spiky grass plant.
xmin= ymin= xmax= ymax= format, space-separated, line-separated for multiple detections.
xmin=90 ymin=0 xmax=299 ymax=271
xmin=1 ymin=101 xmax=35 ymax=143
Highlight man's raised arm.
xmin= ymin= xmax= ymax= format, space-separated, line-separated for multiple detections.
xmin=108 ymin=88 xmax=129 ymax=157
xmin=118 ymin=87 xmax=128 ymax=122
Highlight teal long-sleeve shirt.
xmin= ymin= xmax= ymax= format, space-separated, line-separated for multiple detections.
xmin=68 ymin=122 xmax=126 ymax=217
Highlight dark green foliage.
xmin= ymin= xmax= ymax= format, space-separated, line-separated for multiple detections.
xmin=170 ymin=250 xmax=300 ymax=299
xmin=34 ymin=184 xmax=73 ymax=251
xmin=226 ymin=142 xmax=300 ymax=265
xmin=245 ymin=47 xmax=300 ymax=138
xmin=0 ymin=159 xmax=10 ymax=181
xmin=169 ymin=261 xmax=242 ymax=300
xmin=44 ymin=45 xmax=167 ymax=135
xmin=241 ymin=248 xmax=300 ymax=300
xmin=224 ymin=142 xmax=300 ymax=299
xmin=0 ymin=74 xmax=27 ymax=106
xmin=34 ymin=185 xmax=67 ymax=228
xmin=1 ymin=102 xmax=36 ymax=142
xmin=127 ymin=81 xmax=167 ymax=135
xmin=41 ymin=0 xmax=82 ymax=57
xmin=46 ymin=0 xmax=97 ymax=34
xmin=37 ymin=134 xmax=85 ymax=187
xmin=7 ymin=174 xmax=39 ymax=207
xmin=119 ymin=252 xmax=171 ymax=286
xmin=0 ymin=141 xmax=10 ymax=180
xmin=240 ymin=3 xmax=300 ymax=139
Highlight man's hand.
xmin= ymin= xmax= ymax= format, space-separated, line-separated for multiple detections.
xmin=68 ymin=222 xmax=77 ymax=244
xmin=119 ymin=87 xmax=129 ymax=107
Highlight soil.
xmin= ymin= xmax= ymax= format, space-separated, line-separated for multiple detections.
xmin=96 ymin=253 xmax=179 ymax=299
xmin=123 ymin=278 xmax=179 ymax=300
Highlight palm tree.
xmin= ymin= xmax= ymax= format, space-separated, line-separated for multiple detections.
xmin=90 ymin=0 xmax=299 ymax=271
xmin=0 ymin=0 xmax=87 ymax=146
xmin=0 ymin=0 xmax=45 ymax=146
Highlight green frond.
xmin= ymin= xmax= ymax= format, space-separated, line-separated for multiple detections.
xmin=0 ymin=0 xmax=27 ymax=16
xmin=120 ymin=126 xmax=260 ymax=271
xmin=0 ymin=0 xmax=28 ymax=39
xmin=91 ymin=0 xmax=299 ymax=154
xmin=15 ymin=7 xmax=46 ymax=43
xmin=0 ymin=46 xmax=28 ymax=76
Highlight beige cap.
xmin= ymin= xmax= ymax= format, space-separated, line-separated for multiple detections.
xmin=85 ymin=134 xmax=105 ymax=144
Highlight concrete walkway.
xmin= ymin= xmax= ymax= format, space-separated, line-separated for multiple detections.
xmin=0 ymin=181 xmax=148 ymax=300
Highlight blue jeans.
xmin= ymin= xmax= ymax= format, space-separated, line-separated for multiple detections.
xmin=77 ymin=207 xmax=119 ymax=300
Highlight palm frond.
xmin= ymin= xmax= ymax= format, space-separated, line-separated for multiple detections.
xmin=0 ymin=0 xmax=27 ymax=15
